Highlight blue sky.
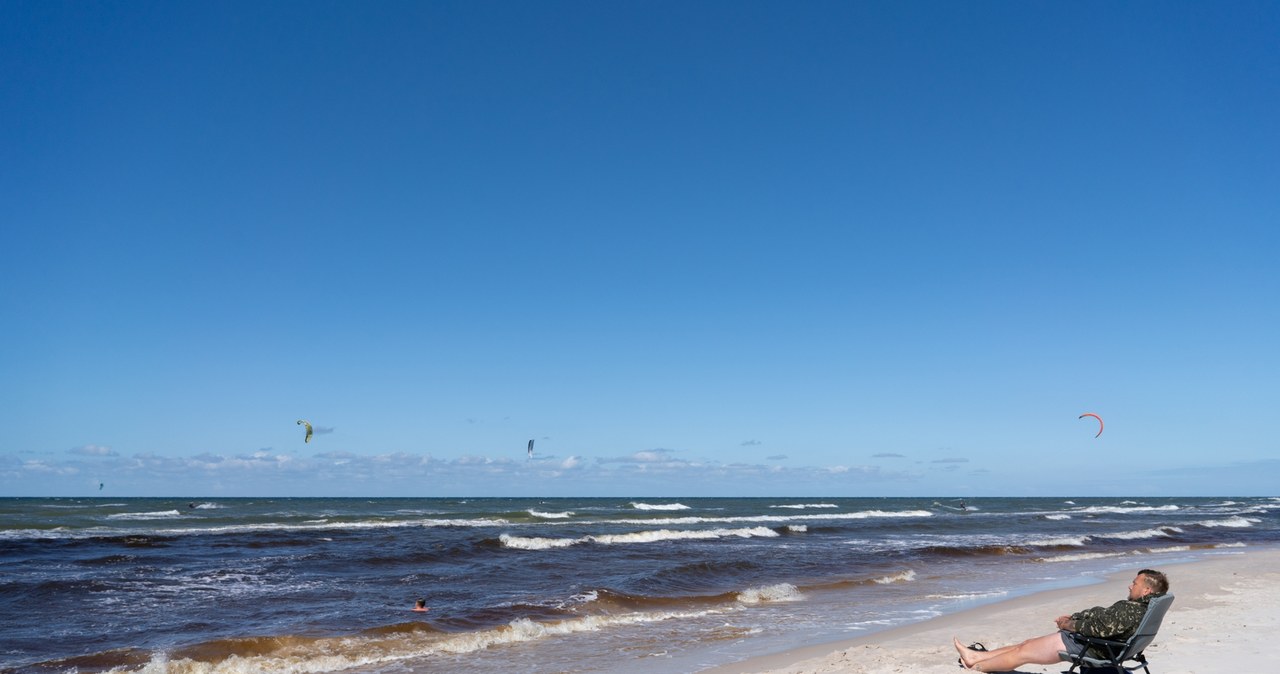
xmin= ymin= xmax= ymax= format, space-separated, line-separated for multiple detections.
xmin=2 ymin=1 xmax=1277 ymax=497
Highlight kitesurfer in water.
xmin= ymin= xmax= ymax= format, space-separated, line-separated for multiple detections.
xmin=412 ymin=598 xmax=429 ymax=612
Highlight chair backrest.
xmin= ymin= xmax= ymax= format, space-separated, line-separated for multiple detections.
xmin=1120 ymin=594 xmax=1174 ymax=658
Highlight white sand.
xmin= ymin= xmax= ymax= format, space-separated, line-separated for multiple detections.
xmin=702 ymin=547 xmax=1280 ymax=674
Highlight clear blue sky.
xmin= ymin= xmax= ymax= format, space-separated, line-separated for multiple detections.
xmin=2 ymin=1 xmax=1277 ymax=497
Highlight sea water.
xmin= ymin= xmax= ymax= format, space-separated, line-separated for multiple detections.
xmin=1 ymin=496 xmax=1276 ymax=673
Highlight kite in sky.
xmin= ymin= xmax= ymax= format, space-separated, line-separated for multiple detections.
xmin=1078 ymin=412 xmax=1104 ymax=438
xmin=297 ymin=419 xmax=313 ymax=443
xmin=527 ymin=439 xmax=534 ymax=459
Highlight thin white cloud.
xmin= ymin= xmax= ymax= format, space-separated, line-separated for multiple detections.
xmin=69 ymin=444 xmax=117 ymax=457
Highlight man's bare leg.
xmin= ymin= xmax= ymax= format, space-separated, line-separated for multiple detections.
xmin=953 ymin=633 xmax=1067 ymax=672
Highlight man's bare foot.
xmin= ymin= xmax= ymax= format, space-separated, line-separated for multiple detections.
xmin=953 ymin=637 xmax=980 ymax=669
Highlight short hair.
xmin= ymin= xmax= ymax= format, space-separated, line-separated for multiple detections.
xmin=1137 ymin=569 xmax=1169 ymax=594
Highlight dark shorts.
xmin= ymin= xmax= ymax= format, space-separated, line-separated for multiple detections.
xmin=1058 ymin=630 xmax=1087 ymax=658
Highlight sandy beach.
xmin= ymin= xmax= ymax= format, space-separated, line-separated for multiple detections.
xmin=705 ymin=547 xmax=1280 ymax=674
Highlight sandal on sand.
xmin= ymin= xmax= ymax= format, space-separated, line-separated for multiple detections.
xmin=957 ymin=643 xmax=987 ymax=668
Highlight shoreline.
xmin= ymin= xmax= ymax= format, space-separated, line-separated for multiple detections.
xmin=700 ymin=546 xmax=1280 ymax=674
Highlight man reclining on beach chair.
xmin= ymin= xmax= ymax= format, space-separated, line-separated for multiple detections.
xmin=953 ymin=568 xmax=1170 ymax=673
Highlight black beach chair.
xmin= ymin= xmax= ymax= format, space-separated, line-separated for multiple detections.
xmin=1060 ymin=594 xmax=1174 ymax=674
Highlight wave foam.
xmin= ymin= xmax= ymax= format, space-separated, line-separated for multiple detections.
xmin=1039 ymin=551 xmax=1133 ymax=563
xmin=630 ymin=502 xmax=690 ymax=511
xmin=737 ymin=583 xmax=803 ymax=604
xmin=528 ymin=510 xmax=574 ymax=519
xmin=106 ymin=510 xmax=184 ymax=520
xmin=500 ymin=526 xmax=781 ymax=550
xmin=1026 ymin=536 xmax=1089 ymax=547
xmin=737 ymin=583 xmax=803 ymax=603
xmin=874 ymin=570 xmax=916 ymax=584
xmin=926 ymin=590 xmax=1008 ymax=601
xmin=120 ymin=608 xmax=728 ymax=674
xmin=610 ymin=510 xmax=933 ymax=527
xmin=1073 ymin=505 xmax=1180 ymax=515
xmin=1197 ymin=516 xmax=1259 ymax=528
xmin=1095 ymin=526 xmax=1181 ymax=540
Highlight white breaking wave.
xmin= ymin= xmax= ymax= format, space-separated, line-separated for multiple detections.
xmin=630 ymin=502 xmax=690 ymax=511
xmin=1040 ymin=551 xmax=1133 ymax=563
xmin=1095 ymin=526 xmax=1182 ymax=540
xmin=5 ymin=516 xmax=512 ymax=542
xmin=499 ymin=534 xmax=580 ymax=550
xmin=737 ymin=583 xmax=803 ymax=604
xmin=500 ymin=526 xmax=781 ymax=550
xmin=873 ymin=570 xmax=916 ymax=584
xmin=1147 ymin=546 xmax=1192 ymax=554
xmin=528 ymin=510 xmax=574 ymax=519
xmin=771 ymin=503 xmax=838 ymax=509
xmin=1197 ymin=516 xmax=1258 ymax=528
xmin=106 ymin=510 xmax=184 ymax=520
xmin=1044 ymin=514 xmax=1072 ymax=520
xmin=1073 ymin=505 xmax=1179 ymax=515
xmin=1026 ymin=536 xmax=1090 ymax=547
xmin=116 ymin=607 xmax=730 ymax=674
xmin=927 ymin=590 xmax=1008 ymax=601
xmin=606 ymin=510 xmax=933 ymax=527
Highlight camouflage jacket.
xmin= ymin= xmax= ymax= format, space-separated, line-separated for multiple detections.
xmin=1070 ymin=592 xmax=1160 ymax=640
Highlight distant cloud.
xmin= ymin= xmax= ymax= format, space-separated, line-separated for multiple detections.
xmin=740 ymin=440 xmax=762 ymax=446
xmin=69 ymin=445 xmax=117 ymax=457
xmin=597 ymin=448 xmax=681 ymax=464
xmin=931 ymin=457 xmax=969 ymax=464
xmin=766 ymin=454 xmax=788 ymax=461
xmin=20 ymin=459 xmax=78 ymax=475
xmin=314 ymin=426 xmax=335 ymax=435
xmin=872 ymin=453 xmax=905 ymax=459
xmin=0 ymin=444 xmax=939 ymax=496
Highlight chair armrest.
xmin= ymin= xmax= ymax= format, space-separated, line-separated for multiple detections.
xmin=1069 ymin=634 xmax=1127 ymax=648
xmin=1066 ymin=633 xmax=1129 ymax=659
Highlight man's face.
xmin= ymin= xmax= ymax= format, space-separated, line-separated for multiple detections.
xmin=1128 ymin=574 xmax=1151 ymax=600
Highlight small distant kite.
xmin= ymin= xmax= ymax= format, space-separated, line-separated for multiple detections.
xmin=297 ymin=419 xmax=313 ymax=443
xmin=1078 ymin=412 xmax=1104 ymax=438
xmin=527 ymin=439 xmax=534 ymax=459
xmin=99 ymin=482 xmax=104 ymax=491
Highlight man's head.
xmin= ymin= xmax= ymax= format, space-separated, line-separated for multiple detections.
xmin=1129 ymin=569 xmax=1169 ymax=599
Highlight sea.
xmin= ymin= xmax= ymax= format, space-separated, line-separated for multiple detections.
xmin=2 ymin=496 xmax=1277 ymax=674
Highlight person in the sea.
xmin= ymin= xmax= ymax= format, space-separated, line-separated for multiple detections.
xmin=953 ymin=568 xmax=1169 ymax=672
xmin=412 ymin=598 xmax=429 ymax=612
